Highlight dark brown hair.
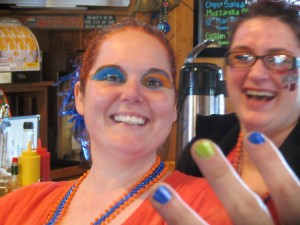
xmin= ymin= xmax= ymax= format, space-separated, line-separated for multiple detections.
xmin=229 ymin=0 xmax=300 ymax=49
xmin=78 ymin=17 xmax=176 ymax=93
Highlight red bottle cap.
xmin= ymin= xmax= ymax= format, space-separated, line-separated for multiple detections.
xmin=36 ymin=138 xmax=48 ymax=153
xmin=12 ymin=157 xmax=18 ymax=163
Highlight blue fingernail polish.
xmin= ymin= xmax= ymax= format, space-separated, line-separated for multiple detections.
xmin=248 ymin=132 xmax=265 ymax=144
xmin=153 ymin=186 xmax=172 ymax=204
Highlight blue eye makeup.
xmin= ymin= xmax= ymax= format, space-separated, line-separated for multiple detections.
xmin=91 ymin=66 xmax=126 ymax=83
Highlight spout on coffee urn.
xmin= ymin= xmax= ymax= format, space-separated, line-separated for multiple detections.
xmin=184 ymin=39 xmax=215 ymax=64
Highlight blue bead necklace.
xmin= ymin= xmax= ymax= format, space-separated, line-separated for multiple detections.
xmin=45 ymin=156 xmax=167 ymax=225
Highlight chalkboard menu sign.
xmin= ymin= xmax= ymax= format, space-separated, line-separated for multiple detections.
xmin=194 ymin=0 xmax=299 ymax=57
xmin=194 ymin=0 xmax=257 ymax=57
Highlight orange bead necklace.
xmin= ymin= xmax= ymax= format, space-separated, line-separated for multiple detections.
xmin=230 ymin=132 xmax=244 ymax=175
xmin=229 ymin=132 xmax=271 ymax=203
xmin=45 ymin=155 xmax=168 ymax=225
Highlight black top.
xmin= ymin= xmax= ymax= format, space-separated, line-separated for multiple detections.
xmin=23 ymin=122 xmax=34 ymax=129
xmin=176 ymin=113 xmax=300 ymax=179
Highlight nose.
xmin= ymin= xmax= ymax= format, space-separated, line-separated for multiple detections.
xmin=247 ymin=58 xmax=271 ymax=81
xmin=120 ymin=79 xmax=144 ymax=103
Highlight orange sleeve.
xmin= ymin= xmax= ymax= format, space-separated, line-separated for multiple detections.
xmin=0 ymin=181 xmax=70 ymax=225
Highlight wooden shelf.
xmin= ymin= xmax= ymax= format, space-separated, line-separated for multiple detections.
xmin=0 ymin=81 xmax=54 ymax=149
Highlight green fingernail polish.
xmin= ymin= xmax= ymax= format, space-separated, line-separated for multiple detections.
xmin=194 ymin=141 xmax=215 ymax=159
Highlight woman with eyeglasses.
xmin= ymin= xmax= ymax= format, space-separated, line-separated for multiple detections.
xmin=170 ymin=0 xmax=300 ymax=224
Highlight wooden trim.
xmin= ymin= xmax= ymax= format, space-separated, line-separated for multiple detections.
xmin=50 ymin=164 xmax=89 ymax=181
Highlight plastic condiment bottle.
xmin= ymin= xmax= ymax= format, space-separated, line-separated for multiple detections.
xmin=36 ymin=138 xmax=50 ymax=181
xmin=22 ymin=122 xmax=34 ymax=152
xmin=19 ymin=141 xmax=40 ymax=186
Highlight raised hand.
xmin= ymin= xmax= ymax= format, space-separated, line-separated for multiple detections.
xmin=150 ymin=132 xmax=300 ymax=225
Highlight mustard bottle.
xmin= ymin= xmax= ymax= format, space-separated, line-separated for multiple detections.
xmin=19 ymin=141 xmax=40 ymax=186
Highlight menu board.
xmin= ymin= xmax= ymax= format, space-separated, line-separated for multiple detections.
xmin=195 ymin=0 xmax=299 ymax=56
xmin=194 ymin=0 xmax=257 ymax=56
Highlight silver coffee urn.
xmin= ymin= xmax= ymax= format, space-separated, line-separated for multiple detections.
xmin=176 ymin=40 xmax=227 ymax=159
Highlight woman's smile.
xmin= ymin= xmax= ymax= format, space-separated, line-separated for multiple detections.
xmin=111 ymin=113 xmax=147 ymax=126
xmin=243 ymin=89 xmax=276 ymax=101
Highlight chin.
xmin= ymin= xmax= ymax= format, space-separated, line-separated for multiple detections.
xmin=243 ymin=119 xmax=271 ymax=132
xmin=112 ymin=138 xmax=145 ymax=151
xmin=239 ymin=112 xmax=271 ymax=129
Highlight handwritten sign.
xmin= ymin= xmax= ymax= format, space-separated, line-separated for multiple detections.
xmin=196 ymin=0 xmax=257 ymax=47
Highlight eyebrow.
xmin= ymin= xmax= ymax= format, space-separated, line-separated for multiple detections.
xmin=145 ymin=68 xmax=172 ymax=80
xmin=267 ymin=48 xmax=294 ymax=55
xmin=229 ymin=46 xmax=251 ymax=52
xmin=229 ymin=46 xmax=294 ymax=55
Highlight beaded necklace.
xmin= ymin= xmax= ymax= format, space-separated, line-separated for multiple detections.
xmin=230 ymin=132 xmax=244 ymax=175
xmin=230 ymin=132 xmax=270 ymax=203
xmin=45 ymin=155 xmax=168 ymax=225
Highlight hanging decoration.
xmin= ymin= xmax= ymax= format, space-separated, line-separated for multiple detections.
xmin=133 ymin=0 xmax=181 ymax=34
xmin=54 ymin=64 xmax=91 ymax=161
xmin=157 ymin=0 xmax=170 ymax=34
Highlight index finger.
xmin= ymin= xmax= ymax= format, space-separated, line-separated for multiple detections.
xmin=191 ymin=139 xmax=273 ymax=225
xmin=245 ymin=132 xmax=300 ymax=224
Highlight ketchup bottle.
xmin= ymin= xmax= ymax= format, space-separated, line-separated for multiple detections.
xmin=36 ymin=138 xmax=51 ymax=181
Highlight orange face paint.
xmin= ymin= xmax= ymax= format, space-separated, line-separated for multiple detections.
xmin=142 ymin=69 xmax=173 ymax=89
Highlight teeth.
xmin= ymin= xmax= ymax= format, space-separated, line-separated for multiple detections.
xmin=114 ymin=115 xmax=145 ymax=125
xmin=245 ymin=90 xmax=275 ymax=100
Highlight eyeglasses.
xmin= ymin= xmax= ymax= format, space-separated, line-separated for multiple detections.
xmin=225 ymin=51 xmax=300 ymax=71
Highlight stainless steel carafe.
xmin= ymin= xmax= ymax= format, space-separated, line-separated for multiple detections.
xmin=176 ymin=40 xmax=227 ymax=159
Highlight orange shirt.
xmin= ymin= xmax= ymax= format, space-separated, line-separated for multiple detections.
xmin=0 ymin=171 xmax=233 ymax=225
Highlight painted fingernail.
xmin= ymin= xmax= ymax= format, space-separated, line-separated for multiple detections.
xmin=248 ymin=132 xmax=265 ymax=144
xmin=153 ymin=186 xmax=172 ymax=204
xmin=194 ymin=140 xmax=215 ymax=159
